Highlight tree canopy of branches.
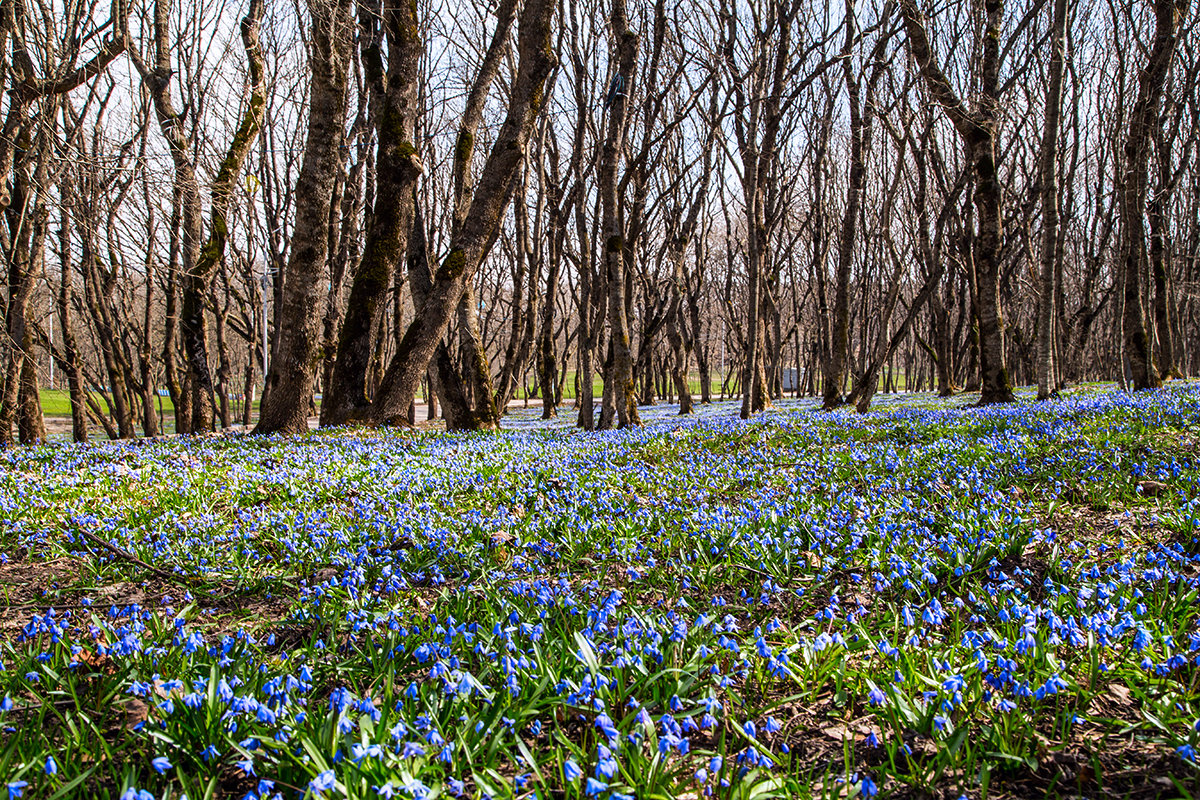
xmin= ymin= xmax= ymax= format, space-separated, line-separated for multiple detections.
xmin=2 ymin=0 xmax=1198 ymax=443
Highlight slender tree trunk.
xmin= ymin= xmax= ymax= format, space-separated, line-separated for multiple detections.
xmin=1037 ymin=0 xmax=1067 ymax=400
xmin=900 ymin=0 xmax=1013 ymax=404
xmin=666 ymin=250 xmax=693 ymax=414
xmin=538 ymin=238 xmax=562 ymax=419
xmin=1150 ymin=124 xmax=1181 ymax=379
xmin=367 ymin=0 xmax=555 ymax=426
xmin=162 ymin=196 xmax=190 ymax=433
xmin=599 ymin=0 xmax=640 ymax=429
xmin=57 ymin=176 xmax=88 ymax=442
xmin=823 ymin=1 xmax=869 ymax=411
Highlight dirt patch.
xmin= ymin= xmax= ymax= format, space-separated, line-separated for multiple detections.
xmin=0 ymin=556 xmax=93 ymax=633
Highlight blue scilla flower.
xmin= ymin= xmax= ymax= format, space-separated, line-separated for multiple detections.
xmin=564 ymin=760 xmax=583 ymax=782
xmin=309 ymin=770 xmax=337 ymax=796
xmin=151 ymin=756 xmax=172 ymax=774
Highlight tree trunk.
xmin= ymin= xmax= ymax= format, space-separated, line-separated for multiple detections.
xmin=823 ymin=1 xmax=869 ymax=411
xmin=598 ymin=0 xmax=640 ymax=429
xmin=1037 ymin=0 xmax=1067 ymax=400
xmin=1119 ymin=0 xmax=1187 ymax=390
xmin=322 ymin=0 xmax=423 ymax=426
xmin=57 ymin=177 xmax=88 ymax=442
xmin=255 ymin=0 xmax=355 ymax=434
xmin=899 ymin=0 xmax=1013 ymax=404
xmin=367 ymin=0 xmax=556 ymax=426
xmin=666 ymin=253 xmax=693 ymax=414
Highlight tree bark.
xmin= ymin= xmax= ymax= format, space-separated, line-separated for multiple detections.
xmin=322 ymin=0 xmax=423 ymax=425
xmin=598 ymin=0 xmax=641 ymax=429
xmin=255 ymin=0 xmax=355 ymax=434
xmin=367 ymin=0 xmax=556 ymax=426
xmin=899 ymin=0 xmax=1014 ymax=404
xmin=56 ymin=172 xmax=88 ymax=442
xmin=1119 ymin=0 xmax=1188 ymax=390
xmin=1037 ymin=0 xmax=1067 ymax=400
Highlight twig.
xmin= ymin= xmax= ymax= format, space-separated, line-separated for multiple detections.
xmin=71 ymin=527 xmax=185 ymax=583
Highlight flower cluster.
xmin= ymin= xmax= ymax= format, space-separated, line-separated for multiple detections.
xmin=1 ymin=386 xmax=1199 ymax=797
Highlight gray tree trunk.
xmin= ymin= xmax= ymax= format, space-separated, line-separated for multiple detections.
xmin=255 ymin=0 xmax=355 ymax=434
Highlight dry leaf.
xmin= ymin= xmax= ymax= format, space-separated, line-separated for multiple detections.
xmin=1137 ymin=480 xmax=1168 ymax=497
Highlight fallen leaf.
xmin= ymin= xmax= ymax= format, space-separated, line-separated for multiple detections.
xmin=1137 ymin=480 xmax=1168 ymax=497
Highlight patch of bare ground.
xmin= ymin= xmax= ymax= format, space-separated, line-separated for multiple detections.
xmin=0 ymin=556 xmax=94 ymax=634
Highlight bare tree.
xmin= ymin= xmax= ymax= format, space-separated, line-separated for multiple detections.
xmin=899 ymin=0 xmax=1014 ymax=404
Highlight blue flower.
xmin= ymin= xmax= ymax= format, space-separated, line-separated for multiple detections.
xmin=309 ymin=770 xmax=337 ymax=796
xmin=1178 ymin=744 xmax=1197 ymax=762
xmin=585 ymin=778 xmax=608 ymax=795
xmin=6 ymin=782 xmax=28 ymax=800
xmin=564 ymin=760 xmax=583 ymax=782
xmin=151 ymin=756 xmax=172 ymax=774
xmin=44 ymin=756 xmax=57 ymax=775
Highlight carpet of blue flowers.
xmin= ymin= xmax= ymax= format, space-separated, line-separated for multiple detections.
xmin=3 ymin=385 xmax=1200 ymax=799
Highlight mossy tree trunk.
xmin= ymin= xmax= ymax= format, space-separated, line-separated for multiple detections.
xmin=132 ymin=0 xmax=265 ymax=432
xmin=322 ymin=0 xmax=423 ymax=426
xmin=367 ymin=0 xmax=556 ymax=426
xmin=598 ymin=0 xmax=640 ymax=429
xmin=254 ymin=0 xmax=355 ymax=434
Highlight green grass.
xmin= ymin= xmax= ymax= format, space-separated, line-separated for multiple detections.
xmin=38 ymin=389 xmax=176 ymax=417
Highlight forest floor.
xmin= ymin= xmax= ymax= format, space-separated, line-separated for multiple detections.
xmin=2 ymin=384 xmax=1200 ymax=799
